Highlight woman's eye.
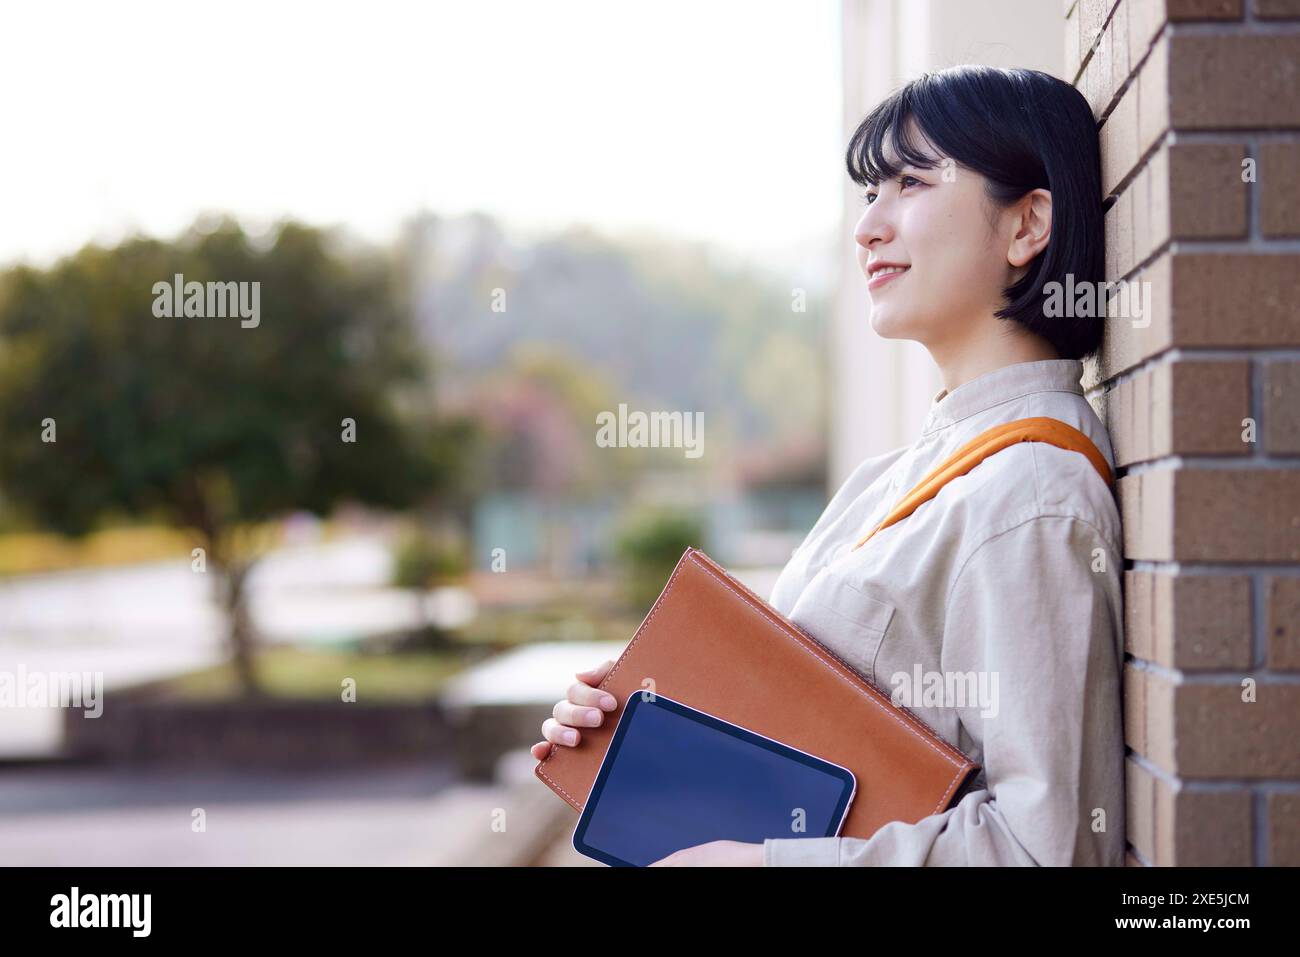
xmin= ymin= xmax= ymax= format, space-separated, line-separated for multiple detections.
xmin=861 ymin=176 xmax=917 ymax=204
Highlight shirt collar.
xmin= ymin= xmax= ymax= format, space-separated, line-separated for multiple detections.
xmin=922 ymin=358 xmax=1085 ymax=435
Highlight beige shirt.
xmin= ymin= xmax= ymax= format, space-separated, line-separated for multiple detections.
xmin=762 ymin=358 xmax=1126 ymax=867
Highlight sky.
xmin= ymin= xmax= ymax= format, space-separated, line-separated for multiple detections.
xmin=1 ymin=0 xmax=844 ymax=274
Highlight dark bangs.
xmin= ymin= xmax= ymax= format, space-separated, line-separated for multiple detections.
xmin=845 ymin=66 xmax=1106 ymax=360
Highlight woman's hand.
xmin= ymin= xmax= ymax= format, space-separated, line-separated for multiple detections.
xmin=530 ymin=658 xmax=620 ymax=760
xmin=529 ymin=662 xmax=763 ymax=866
xmin=648 ymin=840 xmax=764 ymax=866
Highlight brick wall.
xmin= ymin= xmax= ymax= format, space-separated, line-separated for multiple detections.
xmin=1066 ymin=0 xmax=1300 ymax=866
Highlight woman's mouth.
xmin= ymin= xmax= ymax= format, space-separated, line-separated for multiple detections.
xmin=867 ymin=265 xmax=909 ymax=291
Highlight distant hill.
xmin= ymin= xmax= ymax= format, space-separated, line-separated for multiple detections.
xmin=398 ymin=212 xmax=829 ymax=472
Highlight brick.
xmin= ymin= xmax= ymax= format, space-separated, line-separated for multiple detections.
xmin=1156 ymin=782 xmax=1253 ymax=865
xmin=1175 ymin=682 xmax=1300 ymax=777
xmin=1146 ymin=145 xmax=1171 ymax=254
xmin=1167 ymin=359 xmax=1252 ymax=455
xmin=1067 ymin=2 xmax=1083 ymax=83
xmin=1180 ymin=681 xmax=1300 ymax=780
xmin=1255 ymin=0 xmax=1300 ymax=17
xmin=1173 ymin=470 xmax=1300 ymax=562
xmin=1126 ymin=755 xmax=1157 ymax=857
xmin=1131 ymin=164 xmax=1154 ymax=268
xmin=1107 ymin=374 xmax=1137 ymax=467
xmin=1163 ymin=573 xmax=1254 ymax=668
xmin=1125 ymin=663 xmax=1150 ymax=754
xmin=1110 ymin=359 xmax=1250 ymax=466
xmin=1119 ymin=468 xmax=1171 ymax=559
xmin=1169 ymin=253 xmax=1300 ymax=348
xmin=1263 ymin=360 xmax=1300 ymax=453
xmin=1124 ymin=568 xmax=1157 ymax=659
xmin=1105 ymin=192 xmax=1120 ymax=278
xmin=1168 ymin=141 xmax=1248 ymax=238
xmin=1260 ymin=141 xmax=1300 ymax=238
xmin=1129 ymin=0 xmax=1168 ymax=66
xmin=1125 ymin=570 xmax=1253 ymax=668
xmin=1115 ymin=188 xmax=1135 ymax=277
xmin=1268 ymin=791 xmax=1300 ymax=865
xmin=1083 ymin=16 xmax=1120 ymax=117
xmin=1105 ymin=373 xmax=1126 ymax=462
xmin=1169 ymin=33 xmax=1300 ymax=128
xmin=1101 ymin=87 xmax=1140 ymax=196
xmin=1134 ymin=357 xmax=1155 ymax=450
xmin=1137 ymin=34 xmax=1169 ymax=158
xmin=1149 ymin=360 xmax=1174 ymax=455
xmin=1148 ymin=669 xmax=1178 ymax=770
xmin=1126 ymin=370 xmax=1147 ymax=461
xmin=1081 ymin=0 xmax=1117 ymax=62
xmin=1121 ymin=468 xmax=1300 ymax=562
xmin=1265 ymin=576 xmax=1300 ymax=669
xmin=1167 ymin=0 xmax=1244 ymax=16
xmin=1099 ymin=255 xmax=1170 ymax=376
xmin=1110 ymin=0 xmax=1132 ymax=96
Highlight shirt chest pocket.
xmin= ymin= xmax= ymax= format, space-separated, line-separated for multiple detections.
xmin=786 ymin=567 xmax=897 ymax=686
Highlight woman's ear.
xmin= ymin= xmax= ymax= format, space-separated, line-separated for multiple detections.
xmin=1006 ymin=188 xmax=1052 ymax=268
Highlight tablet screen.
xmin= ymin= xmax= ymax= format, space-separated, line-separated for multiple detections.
xmin=573 ymin=692 xmax=855 ymax=867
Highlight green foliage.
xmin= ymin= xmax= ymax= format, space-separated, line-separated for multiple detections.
xmin=0 ymin=216 xmax=477 ymax=694
xmin=613 ymin=507 xmax=705 ymax=612
xmin=0 ymin=218 xmax=460 ymax=540
xmin=390 ymin=528 xmax=470 ymax=589
xmin=156 ymin=646 xmax=467 ymax=702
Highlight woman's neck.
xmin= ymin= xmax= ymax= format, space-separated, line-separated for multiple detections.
xmin=928 ymin=324 xmax=1061 ymax=396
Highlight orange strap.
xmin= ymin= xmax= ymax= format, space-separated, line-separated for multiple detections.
xmin=851 ymin=417 xmax=1113 ymax=551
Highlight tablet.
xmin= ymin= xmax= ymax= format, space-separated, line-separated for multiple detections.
xmin=572 ymin=690 xmax=856 ymax=867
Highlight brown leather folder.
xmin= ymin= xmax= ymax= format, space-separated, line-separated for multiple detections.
xmin=534 ymin=547 xmax=981 ymax=841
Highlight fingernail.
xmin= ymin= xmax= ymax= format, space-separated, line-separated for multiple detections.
xmin=601 ymin=695 xmax=617 ymax=710
xmin=564 ymin=730 xmax=577 ymax=745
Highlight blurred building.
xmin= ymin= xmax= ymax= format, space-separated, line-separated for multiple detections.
xmin=832 ymin=0 xmax=1065 ymax=486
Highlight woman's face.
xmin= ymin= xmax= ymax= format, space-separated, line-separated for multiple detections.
xmin=853 ymin=122 xmax=1019 ymax=348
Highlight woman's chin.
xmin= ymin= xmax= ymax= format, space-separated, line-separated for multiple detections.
xmin=868 ymin=308 xmax=911 ymax=340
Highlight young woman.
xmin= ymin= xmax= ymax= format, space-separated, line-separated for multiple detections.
xmin=532 ymin=65 xmax=1126 ymax=867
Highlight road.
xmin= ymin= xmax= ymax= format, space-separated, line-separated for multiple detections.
xmin=0 ymin=752 xmax=566 ymax=866
xmin=0 ymin=534 xmax=474 ymax=757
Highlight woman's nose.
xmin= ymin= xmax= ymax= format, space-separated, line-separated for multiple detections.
xmin=854 ymin=201 xmax=892 ymax=250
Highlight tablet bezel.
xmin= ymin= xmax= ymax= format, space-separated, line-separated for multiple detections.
xmin=571 ymin=690 xmax=857 ymax=867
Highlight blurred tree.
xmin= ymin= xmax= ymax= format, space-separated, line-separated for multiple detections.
xmin=0 ymin=217 xmax=477 ymax=695
xmin=613 ymin=507 xmax=706 ymax=613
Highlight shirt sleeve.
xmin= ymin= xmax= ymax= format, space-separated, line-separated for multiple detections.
xmin=763 ymin=513 xmax=1126 ymax=866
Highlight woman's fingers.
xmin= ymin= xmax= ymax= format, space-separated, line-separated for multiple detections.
xmin=575 ymin=658 xmax=617 ymax=686
xmin=541 ymin=716 xmax=580 ymax=747
xmin=536 ymin=660 xmax=621 ymax=752
xmin=565 ymin=678 xmax=619 ymax=712
xmin=553 ymin=698 xmax=607 ymax=730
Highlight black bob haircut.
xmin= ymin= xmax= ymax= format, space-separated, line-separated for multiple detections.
xmin=846 ymin=65 xmax=1105 ymax=360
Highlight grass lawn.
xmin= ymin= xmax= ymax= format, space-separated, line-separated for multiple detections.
xmin=454 ymin=603 xmax=643 ymax=648
xmin=158 ymin=645 xmax=473 ymax=702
